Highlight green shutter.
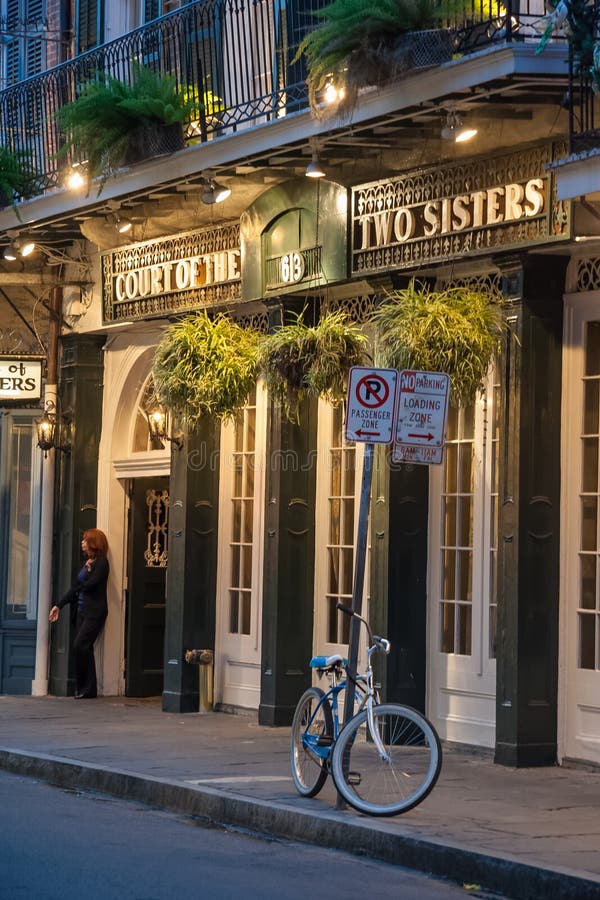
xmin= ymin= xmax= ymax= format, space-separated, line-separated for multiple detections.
xmin=144 ymin=0 xmax=160 ymax=21
xmin=76 ymin=0 xmax=104 ymax=54
xmin=4 ymin=0 xmax=46 ymax=84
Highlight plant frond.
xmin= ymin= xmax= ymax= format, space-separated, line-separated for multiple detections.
xmin=152 ymin=313 xmax=260 ymax=425
xmin=374 ymin=280 xmax=504 ymax=406
xmin=258 ymin=309 xmax=369 ymax=421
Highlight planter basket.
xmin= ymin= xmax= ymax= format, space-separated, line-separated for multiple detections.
xmin=124 ymin=121 xmax=185 ymax=165
xmin=341 ymin=29 xmax=453 ymax=107
xmin=403 ymin=28 xmax=454 ymax=68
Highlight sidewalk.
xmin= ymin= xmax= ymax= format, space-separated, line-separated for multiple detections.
xmin=1 ymin=695 xmax=599 ymax=900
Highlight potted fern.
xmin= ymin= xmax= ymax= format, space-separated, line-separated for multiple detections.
xmin=295 ymin=0 xmax=456 ymax=113
xmin=152 ymin=312 xmax=260 ymax=426
xmin=257 ymin=309 xmax=369 ymax=421
xmin=374 ymin=280 xmax=504 ymax=407
xmin=0 ymin=146 xmax=40 ymax=212
xmin=57 ymin=63 xmax=195 ymax=188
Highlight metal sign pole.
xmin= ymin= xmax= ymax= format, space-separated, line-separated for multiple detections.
xmin=336 ymin=440 xmax=374 ymax=808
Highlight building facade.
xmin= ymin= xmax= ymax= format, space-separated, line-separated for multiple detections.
xmin=1 ymin=0 xmax=600 ymax=769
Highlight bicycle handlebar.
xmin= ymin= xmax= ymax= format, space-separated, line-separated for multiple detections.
xmin=335 ymin=603 xmax=390 ymax=655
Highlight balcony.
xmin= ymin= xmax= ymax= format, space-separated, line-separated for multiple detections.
xmin=565 ymin=0 xmax=600 ymax=154
xmin=0 ymin=0 xmax=564 ymax=212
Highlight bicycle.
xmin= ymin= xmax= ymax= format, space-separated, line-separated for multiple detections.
xmin=290 ymin=604 xmax=442 ymax=816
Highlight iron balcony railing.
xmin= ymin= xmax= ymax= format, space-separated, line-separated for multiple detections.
xmin=0 ymin=0 xmax=558 ymax=201
xmin=567 ymin=0 xmax=600 ymax=153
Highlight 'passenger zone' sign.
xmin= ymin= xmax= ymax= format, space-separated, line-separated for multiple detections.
xmin=345 ymin=367 xmax=398 ymax=444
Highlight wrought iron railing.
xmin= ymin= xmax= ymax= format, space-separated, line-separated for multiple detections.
xmin=567 ymin=0 xmax=600 ymax=153
xmin=0 ymin=0 xmax=559 ymax=201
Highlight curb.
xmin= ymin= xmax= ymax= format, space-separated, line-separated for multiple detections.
xmin=1 ymin=748 xmax=599 ymax=900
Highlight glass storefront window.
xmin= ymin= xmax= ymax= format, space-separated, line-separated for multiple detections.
xmin=2 ymin=415 xmax=41 ymax=621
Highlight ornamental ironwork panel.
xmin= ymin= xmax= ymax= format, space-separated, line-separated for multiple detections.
xmin=145 ymin=488 xmax=169 ymax=568
xmin=351 ymin=143 xmax=570 ymax=276
xmin=576 ymin=257 xmax=600 ymax=293
xmin=102 ymin=223 xmax=241 ymax=322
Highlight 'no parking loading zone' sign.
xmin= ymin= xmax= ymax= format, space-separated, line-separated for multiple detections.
xmin=345 ymin=367 xmax=398 ymax=444
xmin=346 ymin=367 xmax=450 ymax=465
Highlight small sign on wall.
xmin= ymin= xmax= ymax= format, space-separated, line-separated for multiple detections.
xmin=0 ymin=358 xmax=43 ymax=402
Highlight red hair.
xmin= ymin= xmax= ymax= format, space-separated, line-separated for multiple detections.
xmin=83 ymin=528 xmax=109 ymax=558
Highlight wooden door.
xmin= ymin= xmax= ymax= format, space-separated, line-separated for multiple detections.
xmin=126 ymin=477 xmax=168 ymax=697
xmin=561 ymin=298 xmax=600 ymax=765
xmin=428 ymin=374 xmax=498 ymax=748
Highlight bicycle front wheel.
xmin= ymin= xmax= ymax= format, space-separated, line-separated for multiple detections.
xmin=290 ymin=687 xmax=333 ymax=798
xmin=330 ymin=703 xmax=442 ymax=816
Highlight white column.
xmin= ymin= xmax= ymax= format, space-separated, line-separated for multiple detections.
xmin=31 ymin=384 xmax=57 ymax=696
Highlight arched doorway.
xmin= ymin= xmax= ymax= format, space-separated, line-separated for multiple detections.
xmin=95 ymin=331 xmax=170 ymax=697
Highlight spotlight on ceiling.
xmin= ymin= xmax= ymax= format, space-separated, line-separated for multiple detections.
xmin=201 ymin=179 xmax=231 ymax=204
xmin=305 ymin=147 xmax=326 ymax=178
xmin=2 ymin=236 xmax=36 ymax=260
xmin=115 ymin=214 xmax=132 ymax=234
xmin=18 ymin=235 xmax=36 ymax=257
xmin=441 ymin=109 xmax=478 ymax=143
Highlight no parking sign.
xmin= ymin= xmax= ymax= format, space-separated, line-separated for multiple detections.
xmin=345 ymin=367 xmax=398 ymax=444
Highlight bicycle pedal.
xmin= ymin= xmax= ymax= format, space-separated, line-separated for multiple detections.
xmin=346 ymin=771 xmax=362 ymax=785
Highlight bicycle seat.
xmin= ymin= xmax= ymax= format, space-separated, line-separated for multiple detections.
xmin=309 ymin=654 xmax=346 ymax=669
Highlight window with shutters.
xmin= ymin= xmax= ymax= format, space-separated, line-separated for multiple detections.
xmin=2 ymin=0 xmax=46 ymax=86
xmin=75 ymin=0 xmax=104 ymax=54
xmin=143 ymin=0 xmax=191 ymax=22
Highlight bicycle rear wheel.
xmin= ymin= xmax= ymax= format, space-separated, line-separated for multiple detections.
xmin=290 ymin=687 xmax=334 ymax=798
xmin=330 ymin=703 xmax=442 ymax=816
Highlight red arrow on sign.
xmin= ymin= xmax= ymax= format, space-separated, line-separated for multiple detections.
xmin=356 ymin=429 xmax=381 ymax=437
xmin=408 ymin=432 xmax=435 ymax=441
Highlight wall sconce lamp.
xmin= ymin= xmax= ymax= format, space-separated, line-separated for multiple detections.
xmin=36 ymin=401 xmax=71 ymax=458
xmin=65 ymin=163 xmax=87 ymax=191
xmin=305 ymin=143 xmax=326 ymax=178
xmin=323 ymin=80 xmax=345 ymax=106
xmin=441 ymin=109 xmax=478 ymax=143
xmin=201 ymin=178 xmax=231 ymax=204
xmin=146 ymin=406 xmax=183 ymax=450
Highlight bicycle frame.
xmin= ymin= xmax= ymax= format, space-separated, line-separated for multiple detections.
xmin=292 ymin=604 xmax=442 ymax=815
xmin=302 ymin=610 xmax=391 ymax=764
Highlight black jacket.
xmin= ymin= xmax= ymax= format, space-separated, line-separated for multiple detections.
xmin=59 ymin=556 xmax=109 ymax=619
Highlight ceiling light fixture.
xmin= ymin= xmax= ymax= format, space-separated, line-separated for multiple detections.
xmin=201 ymin=178 xmax=231 ymax=204
xmin=114 ymin=214 xmax=132 ymax=234
xmin=3 ymin=242 xmax=18 ymax=261
xmin=441 ymin=109 xmax=478 ymax=143
xmin=305 ymin=146 xmax=326 ymax=178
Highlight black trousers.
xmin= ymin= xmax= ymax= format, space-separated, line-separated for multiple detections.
xmin=73 ymin=609 xmax=107 ymax=697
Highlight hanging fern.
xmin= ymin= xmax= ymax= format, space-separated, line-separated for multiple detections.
xmin=257 ymin=309 xmax=369 ymax=421
xmin=295 ymin=0 xmax=470 ymax=111
xmin=374 ymin=280 xmax=504 ymax=406
xmin=152 ymin=312 xmax=260 ymax=425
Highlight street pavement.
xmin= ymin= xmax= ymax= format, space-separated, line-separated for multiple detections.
xmin=0 ymin=695 xmax=599 ymax=900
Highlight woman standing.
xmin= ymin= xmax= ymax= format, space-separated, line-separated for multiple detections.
xmin=49 ymin=528 xmax=109 ymax=699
